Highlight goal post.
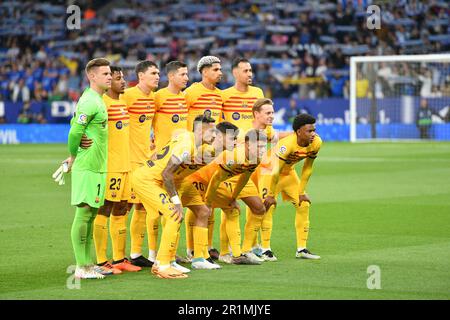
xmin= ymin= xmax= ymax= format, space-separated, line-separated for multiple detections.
xmin=350 ymin=54 xmax=450 ymax=142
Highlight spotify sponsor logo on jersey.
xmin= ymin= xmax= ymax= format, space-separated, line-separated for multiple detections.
xmin=138 ymin=115 xmax=153 ymax=123
xmin=171 ymin=114 xmax=188 ymax=123
xmin=115 ymin=121 xmax=129 ymax=129
xmin=232 ymin=112 xmax=253 ymax=121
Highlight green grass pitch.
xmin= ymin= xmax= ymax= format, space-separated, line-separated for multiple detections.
xmin=0 ymin=142 xmax=449 ymax=300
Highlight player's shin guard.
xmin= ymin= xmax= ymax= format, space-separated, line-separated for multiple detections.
xmin=146 ymin=211 xmax=159 ymax=254
xmin=207 ymin=211 xmax=215 ymax=249
xmin=242 ymin=211 xmax=264 ymax=253
xmin=156 ymin=219 xmax=181 ymax=266
xmin=261 ymin=206 xmax=274 ymax=249
xmin=185 ymin=209 xmax=195 ymax=253
xmin=71 ymin=206 xmax=95 ymax=267
xmin=219 ymin=211 xmax=230 ymax=255
xmin=93 ymin=214 xmax=109 ymax=264
xmin=130 ymin=207 xmax=146 ymax=256
xmin=295 ymin=202 xmax=310 ymax=249
xmin=110 ymin=215 xmax=127 ymax=262
xmin=193 ymin=226 xmax=208 ymax=259
xmin=224 ymin=208 xmax=241 ymax=257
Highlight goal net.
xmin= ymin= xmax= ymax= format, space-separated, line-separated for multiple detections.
xmin=350 ymin=54 xmax=450 ymax=142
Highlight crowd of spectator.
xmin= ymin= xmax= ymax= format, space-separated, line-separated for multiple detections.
xmin=0 ymin=0 xmax=449 ymax=124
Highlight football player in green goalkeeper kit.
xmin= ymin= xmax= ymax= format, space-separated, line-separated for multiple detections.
xmin=58 ymin=58 xmax=112 ymax=279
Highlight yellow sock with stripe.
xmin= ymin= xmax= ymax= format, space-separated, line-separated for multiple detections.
xmin=296 ymin=202 xmax=310 ymax=248
xmin=219 ymin=211 xmax=230 ymax=255
xmin=185 ymin=209 xmax=195 ymax=253
xmin=242 ymin=211 xmax=264 ymax=253
xmin=193 ymin=226 xmax=208 ymax=259
xmin=130 ymin=208 xmax=146 ymax=257
xmin=224 ymin=208 xmax=241 ymax=257
xmin=110 ymin=214 xmax=127 ymax=262
xmin=245 ymin=206 xmax=259 ymax=249
xmin=146 ymin=211 xmax=159 ymax=255
xmin=156 ymin=218 xmax=181 ymax=266
xmin=261 ymin=206 xmax=274 ymax=249
xmin=170 ymin=232 xmax=181 ymax=262
xmin=207 ymin=211 xmax=215 ymax=250
xmin=93 ymin=214 xmax=108 ymax=264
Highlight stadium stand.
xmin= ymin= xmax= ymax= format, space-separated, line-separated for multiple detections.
xmin=0 ymin=0 xmax=449 ymax=123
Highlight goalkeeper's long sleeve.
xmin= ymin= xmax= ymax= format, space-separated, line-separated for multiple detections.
xmin=68 ymin=122 xmax=86 ymax=157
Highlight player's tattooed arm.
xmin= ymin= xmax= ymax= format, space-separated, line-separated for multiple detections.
xmin=161 ymin=155 xmax=182 ymax=198
xmin=162 ymin=155 xmax=184 ymax=222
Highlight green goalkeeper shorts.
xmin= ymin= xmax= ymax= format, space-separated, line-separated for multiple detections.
xmin=71 ymin=170 xmax=106 ymax=208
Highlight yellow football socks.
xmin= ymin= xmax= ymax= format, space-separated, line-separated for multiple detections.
xmin=261 ymin=206 xmax=274 ymax=249
xmin=185 ymin=209 xmax=195 ymax=253
xmin=296 ymin=201 xmax=310 ymax=248
xmin=130 ymin=207 xmax=146 ymax=256
xmin=146 ymin=212 xmax=159 ymax=255
xmin=219 ymin=211 xmax=230 ymax=255
xmin=93 ymin=214 xmax=108 ymax=264
xmin=224 ymin=208 xmax=241 ymax=257
xmin=156 ymin=218 xmax=181 ymax=266
xmin=193 ymin=226 xmax=208 ymax=259
xmin=242 ymin=211 xmax=264 ymax=253
xmin=110 ymin=214 xmax=127 ymax=262
xmin=207 ymin=210 xmax=215 ymax=250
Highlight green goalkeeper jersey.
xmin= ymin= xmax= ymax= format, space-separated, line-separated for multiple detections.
xmin=68 ymin=87 xmax=108 ymax=173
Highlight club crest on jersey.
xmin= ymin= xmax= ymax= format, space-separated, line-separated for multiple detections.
xmin=279 ymin=146 xmax=287 ymax=155
xmin=242 ymin=101 xmax=248 ymax=108
xmin=203 ymin=109 xmax=212 ymax=118
xmin=232 ymin=112 xmax=240 ymax=120
xmin=77 ymin=113 xmax=87 ymax=125
xmin=116 ymin=121 xmax=123 ymax=129
xmin=95 ymin=196 xmax=100 ymax=203
xmin=172 ymin=114 xmax=180 ymax=123
xmin=211 ymin=98 xmax=216 ymax=105
xmin=111 ymin=191 xmax=117 ymax=198
xmin=181 ymin=151 xmax=190 ymax=161
xmin=139 ymin=115 xmax=146 ymax=123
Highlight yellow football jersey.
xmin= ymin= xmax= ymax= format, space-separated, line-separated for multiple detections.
xmin=120 ymin=86 xmax=155 ymax=165
xmin=221 ymin=85 xmax=264 ymax=133
xmin=273 ymin=134 xmax=322 ymax=175
xmin=191 ymin=144 xmax=259 ymax=184
xmin=153 ymin=87 xmax=188 ymax=152
xmin=227 ymin=125 xmax=274 ymax=183
xmin=184 ymin=82 xmax=223 ymax=129
xmin=103 ymin=94 xmax=130 ymax=172
xmin=137 ymin=131 xmax=213 ymax=186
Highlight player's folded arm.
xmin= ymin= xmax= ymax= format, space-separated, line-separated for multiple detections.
xmin=68 ymin=122 xmax=89 ymax=156
xmin=68 ymin=102 xmax=95 ymax=156
xmin=161 ymin=155 xmax=184 ymax=197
